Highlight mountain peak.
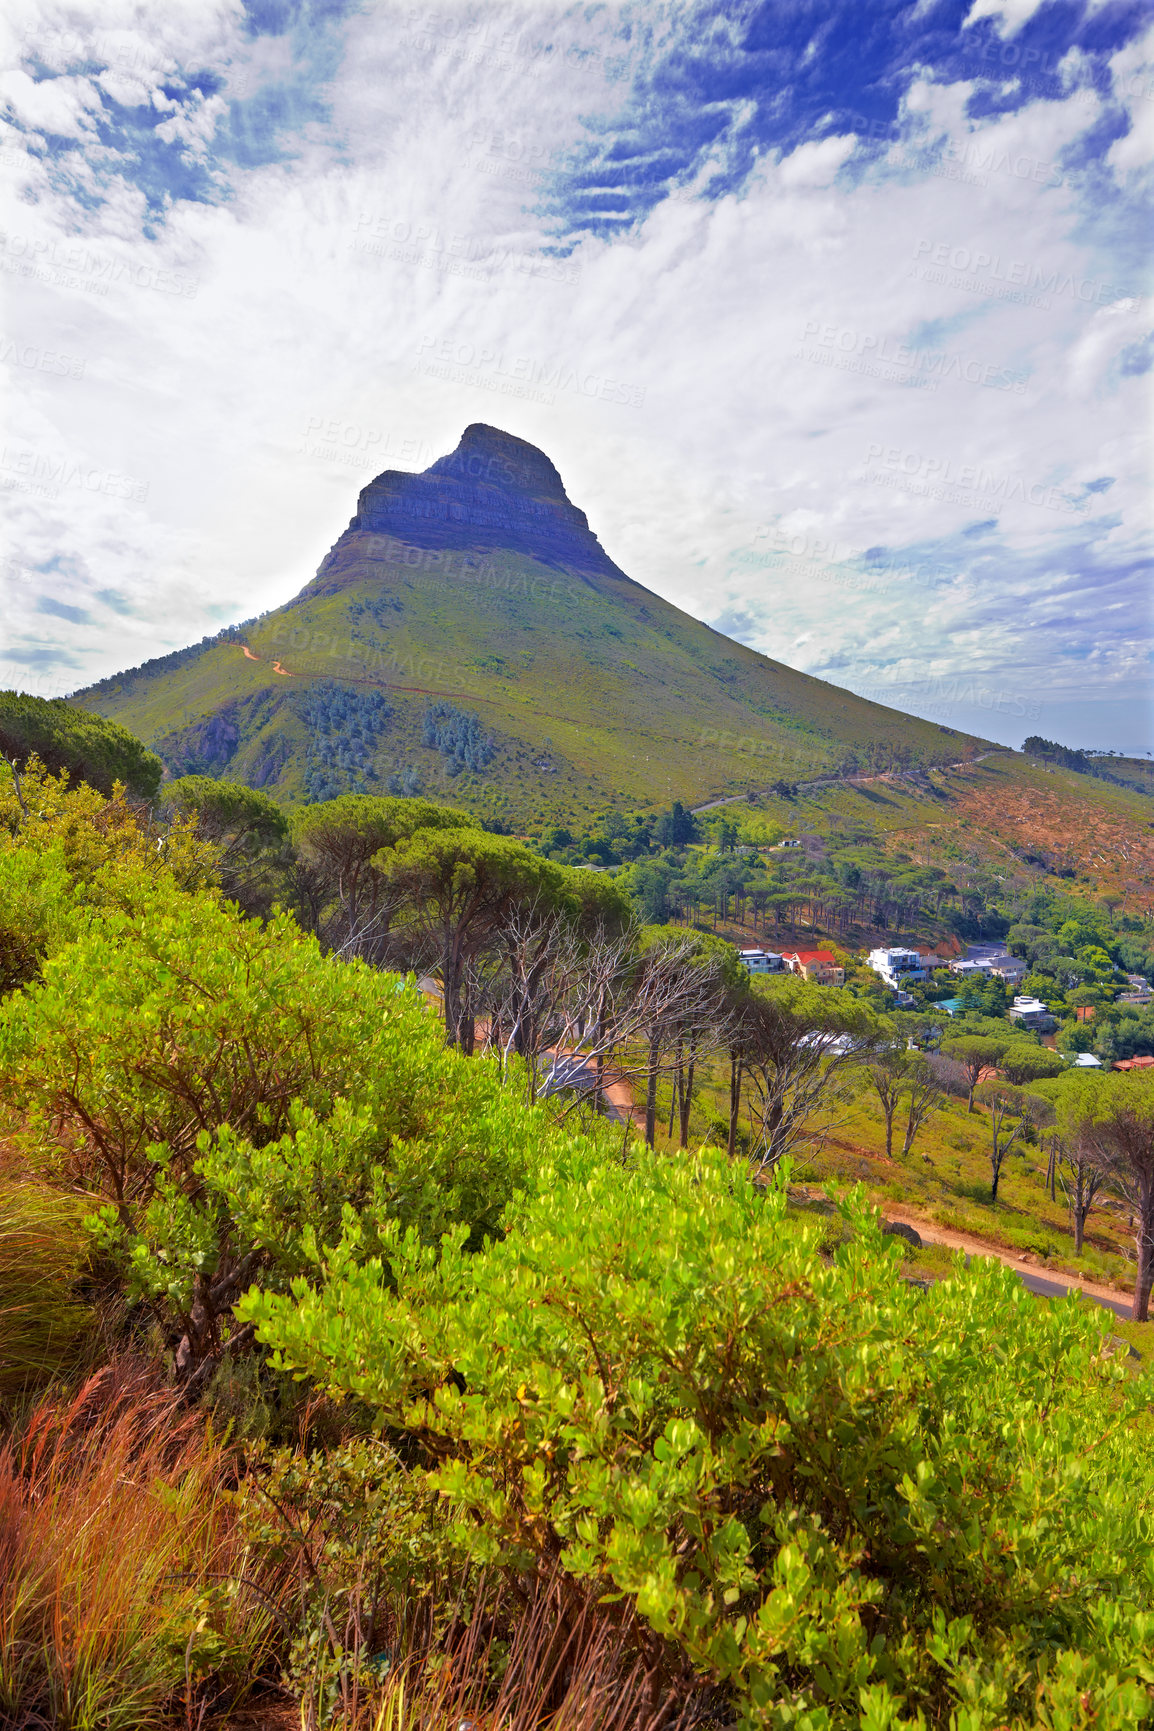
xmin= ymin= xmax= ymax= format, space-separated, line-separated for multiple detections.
xmin=335 ymin=424 xmax=622 ymax=582
xmin=429 ymin=424 xmax=571 ymax=503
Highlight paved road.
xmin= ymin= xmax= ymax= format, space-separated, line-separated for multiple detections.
xmin=1016 ymin=1268 xmax=1134 ymax=1320
xmin=538 ymin=1052 xmax=636 ymax=1124
xmin=884 ymin=1206 xmax=1133 ymax=1319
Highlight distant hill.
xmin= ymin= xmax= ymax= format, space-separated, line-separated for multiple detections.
xmin=1023 ymin=736 xmax=1154 ymax=798
xmin=72 ymin=424 xmax=991 ymax=825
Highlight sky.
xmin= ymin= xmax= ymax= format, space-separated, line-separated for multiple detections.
xmin=1 ymin=0 xmax=1151 ymax=754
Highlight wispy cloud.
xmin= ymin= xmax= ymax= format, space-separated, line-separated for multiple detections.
xmin=0 ymin=0 xmax=1149 ymax=751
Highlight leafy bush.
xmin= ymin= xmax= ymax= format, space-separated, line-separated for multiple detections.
xmin=0 ymin=760 xmax=215 ymax=993
xmin=0 ymin=844 xmax=74 ymax=997
xmin=235 ymin=1436 xmax=450 ymax=1725
xmin=246 ymin=1149 xmax=1154 ymax=1730
xmin=0 ymin=881 xmax=609 ymax=1389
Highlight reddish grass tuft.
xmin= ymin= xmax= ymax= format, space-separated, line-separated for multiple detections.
xmin=0 ymin=1358 xmax=279 ymax=1730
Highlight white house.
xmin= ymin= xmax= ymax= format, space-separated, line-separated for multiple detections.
xmin=1008 ymin=995 xmax=1055 ymax=1030
xmin=868 ymin=947 xmax=927 ymax=989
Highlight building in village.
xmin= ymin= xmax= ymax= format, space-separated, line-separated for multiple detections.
xmin=783 ymin=949 xmax=845 ymax=986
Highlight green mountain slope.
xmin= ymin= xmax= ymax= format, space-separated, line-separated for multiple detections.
xmin=72 ymin=425 xmax=991 ymax=825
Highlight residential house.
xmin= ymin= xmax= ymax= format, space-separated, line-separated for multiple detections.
xmin=867 ymin=947 xmax=927 ymax=989
xmin=1114 ymin=1055 xmax=1154 ymax=1072
xmin=1008 ymin=994 xmax=1056 ymax=1031
xmin=952 ymin=944 xmax=1024 ymax=985
xmin=739 ymin=948 xmax=785 ymax=975
xmin=783 ymin=949 xmax=845 ymax=986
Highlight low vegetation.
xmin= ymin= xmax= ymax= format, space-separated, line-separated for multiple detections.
xmin=2 ymin=740 xmax=1154 ymax=1728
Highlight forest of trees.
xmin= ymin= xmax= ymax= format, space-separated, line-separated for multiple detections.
xmin=300 ymin=681 xmax=393 ymax=802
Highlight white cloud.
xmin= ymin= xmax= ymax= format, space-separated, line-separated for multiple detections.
xmin=0 ymin=67 xmax=102 ymax=137
xmin=1107 ymin=22 xmax=1154 ymax=178
xmin=778 ymin=133 xmax=857 ymax=188
xmin=0 ymin=2 xmax=1148 ymax=750
xmin=96 ymin=68 xmax=154 ymax=108
xmin=962 ymin=0 xmax=1048 ymax=39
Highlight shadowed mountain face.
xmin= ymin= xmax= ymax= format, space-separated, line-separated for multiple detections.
xmin=71 ymin=424 xmax=989 ymax=823
xmin=332 ymin=423 xmax=623 ymax=583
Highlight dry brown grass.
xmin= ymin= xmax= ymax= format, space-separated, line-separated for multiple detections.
xmin=364 ymin=1566 xmax=713 ymax=1731
xmin=0 ymin=1360 xmax=714 ymax=1730
xmin=0 ymin=1358 xmax=279 ymax=1730
xmin=0 ymin=1145 xmax=94 ymax=1410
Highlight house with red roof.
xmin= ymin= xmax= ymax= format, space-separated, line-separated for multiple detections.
xmin=782 ymin=949 xmax=845 ymax=986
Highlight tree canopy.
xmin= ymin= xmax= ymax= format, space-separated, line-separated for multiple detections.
xmin=0 ymin=690 xmax=162 ymax=799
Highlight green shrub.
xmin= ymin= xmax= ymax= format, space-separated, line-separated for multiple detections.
xmin=0 ymin=761 xmax=216 ymax=998
xmin=246 ymin=1150 xmax=1154 ymax=1729
xmin=0 ymin=882 xmax=614 ymax=1391
xmin=235 ymin=1436 xmax=451 ymax=1724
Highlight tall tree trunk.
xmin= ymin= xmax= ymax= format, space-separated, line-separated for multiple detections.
xmin=442 ymin=925 xmax=458 ymax=1047
xmin=644 ymin=1032 xmax=660 ymax=1148
xmin=901 ymin=1100 xmax=925 ymax=1157
xmin=1134 ymin=1178 xmax=1154 ymax=1322
xmin=727 ymin=1052 xmax=743 ymax=1157
xmin=666 ymin=1042 xmax=682 ymax=1141
xmin=680 ymin=1039 xmax=696 ymax=1150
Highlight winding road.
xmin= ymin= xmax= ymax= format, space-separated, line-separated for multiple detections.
xmin=691 ymin=753 xmax=999 ymax=815
xmin=882 ymin=1205 xmax=1135 ymax=1323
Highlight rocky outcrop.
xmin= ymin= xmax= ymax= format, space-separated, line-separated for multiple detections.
xmin=158 ymin=707 xmax=240 ymax=775
xmin=315 ymin=424 xmax=625 ymax=586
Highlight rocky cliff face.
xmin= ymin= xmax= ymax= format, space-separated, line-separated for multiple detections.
xmin=314 ymin=423 xmax=625 ymax=586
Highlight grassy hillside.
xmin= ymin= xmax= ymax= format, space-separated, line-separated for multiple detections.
xmin=70 ymin=429 xmax=989 ymax=825
xmin=695 ymin=751 xmax=1154 ymax=912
